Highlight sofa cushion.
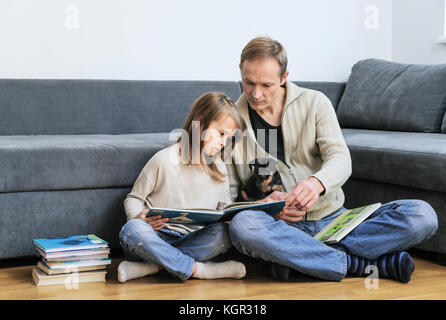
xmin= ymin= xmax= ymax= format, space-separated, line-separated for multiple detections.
xmin=0 ymin=133 xmax=174 ymax=193
xmin=342 ymin=128 xmax=446 ymax=193
xmin=337 ymin=59 xmax=446 ymax=133
xmin=0 ymin=79 xmax=242 ymax=135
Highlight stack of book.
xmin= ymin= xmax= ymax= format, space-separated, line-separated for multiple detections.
xmin=31 ymin=234 xmax=112 ymax=286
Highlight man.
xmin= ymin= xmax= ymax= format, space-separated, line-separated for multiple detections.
xmin=227 ymin=36 xmax=438 ymax=282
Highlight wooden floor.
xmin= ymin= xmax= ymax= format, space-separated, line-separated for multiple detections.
xmin=1 ymin=249 xmax=446 ymax=300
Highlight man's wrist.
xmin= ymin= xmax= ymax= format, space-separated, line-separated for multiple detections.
xmin=310 ymin=176 xmax=325 ymax=195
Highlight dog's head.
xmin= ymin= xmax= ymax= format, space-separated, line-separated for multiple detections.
xmin=248 ymin=157 xmax=278 ymax=176
xmin=238 ymin=157 xmax=283 ymax=201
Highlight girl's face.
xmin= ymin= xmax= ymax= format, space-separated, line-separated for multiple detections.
xmin=202 ymin=115 xmax=238 ymax=157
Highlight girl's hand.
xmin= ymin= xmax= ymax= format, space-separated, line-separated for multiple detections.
xmin=136 ymin=209 xmax=169 ymax=231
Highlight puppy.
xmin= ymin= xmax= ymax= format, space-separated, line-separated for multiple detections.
xmin=236 ymin=157 xmax=283 ymax=201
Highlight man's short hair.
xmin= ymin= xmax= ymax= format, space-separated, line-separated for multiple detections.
xmin=239 ymin=36 xmax=288 ymax=78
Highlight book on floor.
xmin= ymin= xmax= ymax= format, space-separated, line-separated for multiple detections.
xmin=146 ymin=200 xmax=286 ymax=226
xmin=37 ymin=261 xmax=107 ymax=275
xmin=40 ymin=258 xmax=112 ymax=269
xmin=35 ymin=247 xmax=110 ymax=260
xmin=32 ymin=267 xmax=106 ymax=286
xmin=44 ymin=253 xmax=110 ymax=262
xmin=31 ymin=234 xmax=111 ymax=285
xmin=314 ymin=202 xmax=382 ymax=244
xmin=32 ymin=234 xmax=108 ymax=253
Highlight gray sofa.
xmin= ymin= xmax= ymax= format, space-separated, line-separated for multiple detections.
xmin=338 ymin=59 xmax=446 ymax=258
xmin=1 ymin=58 xmax=445 ymax=263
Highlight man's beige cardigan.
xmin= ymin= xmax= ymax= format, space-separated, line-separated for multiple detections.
xmin=227 ymin=81 xmax=352 ymax=221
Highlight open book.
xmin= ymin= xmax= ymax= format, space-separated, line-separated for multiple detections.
xmin=314 ymin=202 xmax=382 ymax=244
xmin=146 ymin=200 xmax=286 ymax=226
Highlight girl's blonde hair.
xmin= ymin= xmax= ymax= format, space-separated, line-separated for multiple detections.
xmin=178 ymin=91 xmax=245 ymax=182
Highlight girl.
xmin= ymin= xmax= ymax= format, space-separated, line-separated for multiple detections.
xmin=118 ymin=92 xmax=246 ymax=282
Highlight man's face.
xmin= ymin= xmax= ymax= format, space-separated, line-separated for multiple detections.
xmin=240 ymin=57 xmax=288 ymax=112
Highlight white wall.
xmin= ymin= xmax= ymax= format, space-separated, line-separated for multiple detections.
xmin=0 ymin=0 xmax=392 ymax=81
xmin=392 ymin=0 xmax=446 ymax=64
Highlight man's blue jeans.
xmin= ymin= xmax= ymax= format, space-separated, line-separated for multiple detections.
xmin=228 ymin=199 xmax=438 ymax=281
xmin=119 ymin=219 xmax=232 ymax=280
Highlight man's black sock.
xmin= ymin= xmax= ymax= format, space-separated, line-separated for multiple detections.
xmin=270 ymin=262 xmax=290 ymax=281
xmin=346 ymin=251 xmax=415 ymax=283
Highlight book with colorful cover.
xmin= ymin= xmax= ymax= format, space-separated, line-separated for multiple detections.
xmin=41 ymin=258 xmax=112 ymax=270
xmin=32 ymin=235 xmax=109 ymax=253
xmin=146 ymin=200 xmax=286 ymax=226
xmin=35 ymin=247 xmax=110 ymax=260
xmin=37 ymin=261 xmax=107 ymax=275
xmin=45 ymin=253 xmax=110 ymax=262
xmin=314 ymin=202 xmax=382 ymax=244
xmin=32 ymin=267 xmax=106 ymax=286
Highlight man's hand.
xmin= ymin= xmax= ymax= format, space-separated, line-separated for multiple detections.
xmin=258 ymin=191 xmax=305 ymax=222
xmin=136 ymin=209 xmax=169 ymax=231
xmin=259 ymin=191 xmax=289 ymax=202
xmin=285 ymin=176 xmax=325 ymax=211
xmin=276 ymin=206 xmax=307 ymax=222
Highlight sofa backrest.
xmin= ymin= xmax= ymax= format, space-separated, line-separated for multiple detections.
xmin=0 ymin=79 xmax=348 ymax=136
xmin=0 ymin=79 xmax=242 ymax=135
xmin=293 ymin=81 xmax=346 ymax=111
xmin=336 ymin=58 xmax=446 ymax=133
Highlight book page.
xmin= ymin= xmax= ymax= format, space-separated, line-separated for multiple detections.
xmin=317 ymin=211 xmax=357 ymax=242
xmin=223 ymin=201 xmax=262 ymax=210
xmin=150 ymin=207 xmax=219 ymax=213
xmin=314 ymin=203 xmax=381 ymax=243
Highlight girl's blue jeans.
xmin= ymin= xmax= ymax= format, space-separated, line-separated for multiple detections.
xmin=228 ymin=199 xmax=438 ymax=281
xmin=119 ymin=220 xmax=232 ymax=281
